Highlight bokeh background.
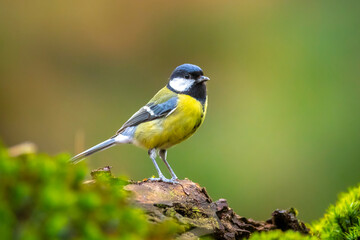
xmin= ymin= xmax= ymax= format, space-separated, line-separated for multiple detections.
xmin=1 ymin=1 xmax=360 ymax=222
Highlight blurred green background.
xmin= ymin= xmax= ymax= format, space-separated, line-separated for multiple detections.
xmin=1 ymin=1 xmax=360 ymax=222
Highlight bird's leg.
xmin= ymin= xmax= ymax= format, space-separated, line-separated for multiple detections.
xmin=159 ymin=149 xmax=179 ymax=183
xmin=148 ymin=149 xmax=167 ymax=182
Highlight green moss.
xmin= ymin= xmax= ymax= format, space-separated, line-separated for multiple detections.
xmin=0 ymin=145 xmax=179 ymax=239
xmin=249 ymin=230 xmax=317 ymax=240
xmin=312 ymin=184 xmax=360 ymax=240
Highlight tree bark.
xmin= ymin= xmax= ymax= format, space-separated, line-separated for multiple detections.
xmin=91 ymin=167 xmax=310 ymax=239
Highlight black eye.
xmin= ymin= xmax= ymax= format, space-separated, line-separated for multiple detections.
xmin=185 ymin=74 xmax=190 ymax=79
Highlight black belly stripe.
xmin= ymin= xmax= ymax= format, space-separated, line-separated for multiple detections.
xmin=193 ymin=120 xmax=202 ymax=131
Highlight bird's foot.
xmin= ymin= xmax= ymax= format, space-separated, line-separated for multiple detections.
xmin=161 ymin=177 xmax=179 ymax=184
xmin=147 ymin=177 xmax=161 ymax=182
xmin=147 ymin=176 xmax=179 ymax=184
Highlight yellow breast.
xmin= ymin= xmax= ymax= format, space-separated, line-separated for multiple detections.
xmin=133 ymin=94 xmax=207 ymax=150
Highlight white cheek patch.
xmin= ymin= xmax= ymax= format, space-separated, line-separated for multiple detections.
xmin=169 ymin=77 xmax=195 ymax=92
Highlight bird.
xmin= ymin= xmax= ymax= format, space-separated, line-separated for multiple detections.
xmin=70 ymin=63 xmax=209 ymax=184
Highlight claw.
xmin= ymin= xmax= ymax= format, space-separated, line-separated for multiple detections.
xmin=148 ymin=177 xmax=161 ymax=182
xmin=147 ymin=177 xmax=179 ymax=184
xmin=171 ymin=177 xmax=179 ymax=182
xmin=162 ymin=177 xmax=179 ymax=184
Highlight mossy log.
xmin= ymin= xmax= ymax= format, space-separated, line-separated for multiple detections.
xmin=91 ymin=167 xmax=310 ymax=239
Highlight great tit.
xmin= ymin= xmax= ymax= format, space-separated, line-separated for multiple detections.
xmin=70 ymin=63 xmax=209 ymax=183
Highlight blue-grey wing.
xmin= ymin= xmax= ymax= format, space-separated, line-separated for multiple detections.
xmin=116 ymin=96 xmax=178 ymax=134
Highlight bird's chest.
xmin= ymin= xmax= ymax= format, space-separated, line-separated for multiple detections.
xmin=134 ymin=94 xmax=207 ymax=149
xmin=165 ymin=94 xmax=206 ymax=134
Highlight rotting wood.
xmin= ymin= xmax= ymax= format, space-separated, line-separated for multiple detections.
xmin=90 ymin=166 xmax=310 ymax=239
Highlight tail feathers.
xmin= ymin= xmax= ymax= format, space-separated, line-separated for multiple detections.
xmin=70 ymin=138 xmax=116 ymax=164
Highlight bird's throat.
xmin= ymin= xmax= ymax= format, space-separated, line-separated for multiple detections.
xmin=167 ymin=82 xmax=207 ymax=106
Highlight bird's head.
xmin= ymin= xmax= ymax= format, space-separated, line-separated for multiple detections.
xmin=168 ymin=64 xmax=209 ymax=93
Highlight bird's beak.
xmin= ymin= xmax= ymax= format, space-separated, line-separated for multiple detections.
xmin=197 ymin=75 xmax=210 ymax=83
